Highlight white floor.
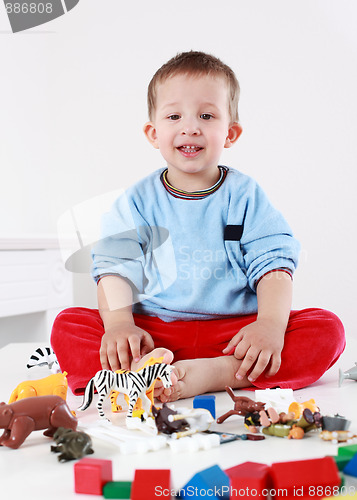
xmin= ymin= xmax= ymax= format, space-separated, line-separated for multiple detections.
xmin=1 ymin=339 xmax=357 ymax=500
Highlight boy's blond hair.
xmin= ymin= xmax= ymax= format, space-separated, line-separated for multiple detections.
xmin=147 ymin=51 xmax=240 ymax=123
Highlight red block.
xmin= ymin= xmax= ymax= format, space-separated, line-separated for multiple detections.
xmin=130 ymin=469 xmax=171 ymax=500
xmin=225 ymin=461 xmax=271 ymax=499
xmin=74 ymin=457 xmax=113 ymax=495
xmin=270 ymin=457 xmax=341 ymax=500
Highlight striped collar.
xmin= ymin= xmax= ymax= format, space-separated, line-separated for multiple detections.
xmin=160 ymin=166 xmax=228 ymax=200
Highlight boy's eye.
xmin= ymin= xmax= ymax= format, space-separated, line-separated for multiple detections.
xmin=168 ymin=114 xmax=180 ymax=120
xmin=200 ymin=113 xmax=213 ymax=120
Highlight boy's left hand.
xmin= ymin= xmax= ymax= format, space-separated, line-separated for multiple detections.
xmin=222 ymin=318 xmax=285 ymax=382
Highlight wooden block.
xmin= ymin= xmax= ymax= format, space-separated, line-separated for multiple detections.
xmin=74 ymin=457 xmax=112 ymax=495
xmin=130 ymin=469 xmax=171 ymax=500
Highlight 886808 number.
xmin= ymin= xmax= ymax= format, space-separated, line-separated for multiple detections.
xmin=5 ymin=3 xmax=54 ymax=14
xmin=309 ymin=486 xmax=356 ymax=497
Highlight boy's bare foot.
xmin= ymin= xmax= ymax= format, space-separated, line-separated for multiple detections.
xmin=131 ymin=347 xmax=174 ymax=371
xmin=130 ymin=347 xmax=177 ymax=388
xmin=154 ymin=356 xmax=253 ymax=402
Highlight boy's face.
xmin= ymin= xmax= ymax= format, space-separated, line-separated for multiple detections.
xmin=144 ymin=74 xmax=242 ymax=189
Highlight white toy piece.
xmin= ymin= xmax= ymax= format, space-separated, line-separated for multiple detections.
xmin=81 ymin=419 xmax=166 ymax=454
xmin=78 ymin=362 xmax=173 ymax=426
xmin=167 ymin=433 xmax=220 ymax=453
xmin=254 ymin=388 xmax=296 ymax=414
xmin=339 ymin=362 xmax=357 ymax=386
xmin=80 ymin=418 xmax=220 ymax=454
xmin=168 ymin=408 xmax=214 ymax=439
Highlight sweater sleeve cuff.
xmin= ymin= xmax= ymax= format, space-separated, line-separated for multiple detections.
xmin=254 ymin=268 xmax=293 ymax=289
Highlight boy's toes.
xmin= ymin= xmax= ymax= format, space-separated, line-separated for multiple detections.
xmin=153 ymin=364 xmax=178 ymax=399
xmin=153 ymin=384 xmax=173 ymax=402
xmin=156 ymin=361 xmax=187 ymax=403
xmin=157 ymin=381 xmax=184 ymax=403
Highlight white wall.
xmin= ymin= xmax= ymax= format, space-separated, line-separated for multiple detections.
xmin=1 ymin=0 xmax=356 ymax=337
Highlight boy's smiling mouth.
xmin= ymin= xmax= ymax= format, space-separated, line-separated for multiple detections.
xmin=177 ymin=145 xmax=203 ymax=157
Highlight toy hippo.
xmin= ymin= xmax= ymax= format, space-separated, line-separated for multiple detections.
xmin=51 ymin=427 xmax=94 ymax=462
xmin=0 ymin=395 xmax=77 ymax=449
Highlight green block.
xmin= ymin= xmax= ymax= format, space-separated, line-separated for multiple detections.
xmin=338 ymin=444 xmax=357 ymax=460
xmin=103 ymin=481 xmax=132 ymax=499
xmin=332 ymin=455 xmax=351 ymax=471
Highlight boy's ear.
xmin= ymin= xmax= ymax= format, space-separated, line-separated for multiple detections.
xmin=143 ymin=122 xmax=159 ymax=149
xmin=224 ymin=122 xmax=243 ymax=148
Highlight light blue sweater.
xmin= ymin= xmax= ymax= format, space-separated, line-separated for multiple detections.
xmin=92 ymin=167 xmax=300 ymax=322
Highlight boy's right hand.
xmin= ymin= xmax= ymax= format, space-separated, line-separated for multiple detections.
xmin=99 ymin=322 xmax=155 ymax=372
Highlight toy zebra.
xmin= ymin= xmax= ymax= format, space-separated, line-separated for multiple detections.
xmin=27 ymin=346 xmax=60 ymax=373
xmin=78 ymin=363 xmax=173 ymax=424
xmin=110 ymin=355 xmax=165 ymax=416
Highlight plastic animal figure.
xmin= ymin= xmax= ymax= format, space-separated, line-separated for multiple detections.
xmin=339 ymin=363 xmax=357 ymax=386
xmin=0 ymin=395 xmax=77 ymax=449
xmin=288 ymin=425 xmax=305 ymax=439
xmin=27 ymin=346 xmax=60 ymax=373
xmin=288 ymin=399 xmax=319 ymax=419
xmin=244 ymin=409 xmax=290 ymax=433
xmin=78 ymin=363 xmax=173 ymax=424
xmin=242 ymin=411 xmax=260 ymax=430
xmin=319 ymin=430 xmax=357 ymax=444
xmin=257 ymin=407 xmax=280 ymax=427
xmin=262 ymin=424 xmax=292 ymax=437
xmin=51 ymin=427 xmax=94 ymax=462
xmin=216 ymin=386 xmax=266 ymax=423
xmin=110 ymin=356 xmax=164 ymax=417
xmin=152 ymin=403 xmax=189 ymax=435
xmin=322 ymin=414 xmax=351 ymax=431
xmin=262 ymin=408 xmax=322 ymax=438
xmin=8 ymin=372 xmax=68 ymax=403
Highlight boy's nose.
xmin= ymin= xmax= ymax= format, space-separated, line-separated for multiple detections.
xmin=181 ymin=119 xmax=200 ymax=135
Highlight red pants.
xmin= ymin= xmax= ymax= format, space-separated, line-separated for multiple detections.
xmin=51 ymin=307 xmax=345 ymax=395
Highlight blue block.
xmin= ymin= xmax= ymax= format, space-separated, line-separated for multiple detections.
xmin=177 ymin=464 xmax=229 ymax=499
xmin=343 ymin=454 xmax=357 ymax=477
xmin=193 ymin=395 xmax=216 ymax=419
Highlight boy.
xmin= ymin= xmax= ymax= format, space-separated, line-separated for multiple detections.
xmin=51 ymin=51 xmax=345 ymax=401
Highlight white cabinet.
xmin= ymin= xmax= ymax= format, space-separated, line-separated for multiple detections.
xmin=0 ymin=236 xmax=73 ymax=346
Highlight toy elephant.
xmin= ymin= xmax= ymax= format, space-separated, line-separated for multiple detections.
xmin=0 ymin=395 xmax=77 ymax=449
